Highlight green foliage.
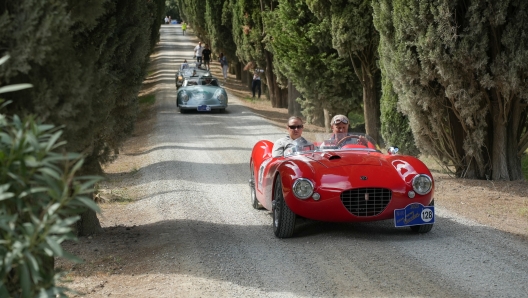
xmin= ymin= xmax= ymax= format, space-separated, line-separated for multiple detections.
xmin=139 ymin=94 xmax=156 ymax=106
xmin=0 ymin=0 xmax=163 ymax=174
xmin=373 ymin=0 xmax=528 ymax=180
xmin=230 ymin=0 xmax=266 ymax=66
xmin=165 ymin=0 xmax=182 ymax=21
xmin=307 ymin=0 xmax=382 ymax=141
xmin=0 ymin=112 xmax=101 ymax=297
xmin=522 ymin=153 xmax=528 ymax=180
xmin=346 ymin=111 xmax=364 ymax=131
xmin=264 ymin=0 xmax=362 ymax=124
xmin=379 ymin=65 xmax=419 ymax=156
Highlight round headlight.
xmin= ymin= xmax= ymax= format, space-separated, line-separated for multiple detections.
xmin=181 ymin=93 xmax=189 ymax=102
xmin=412 ymin=174 xmax=432 ymax=195
xmin=217 ymin=94 xmax=226 ymax=103
xmin=292 ymin=178 xmax=313 ymax=199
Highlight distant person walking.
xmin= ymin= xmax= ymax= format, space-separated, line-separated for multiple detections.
xmin=164 ymin=16 xmax=169 ymax=24
xmin=194 ymin=42 xmax=204 ymax=67
xmin=252 ymin=68 xmax=264 ymax=98
xmin=181 ymin=22 xmax=187 ymax=35
xmin=168 ymin=16 xmax=172 ymax=24
xmin=202 ymin=44 xmax=212 ymax=70
xmin=219 ymin=53 xmax=228 ymax=82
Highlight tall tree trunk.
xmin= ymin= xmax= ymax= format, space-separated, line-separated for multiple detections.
xmin=491 ymin=99 xmax=509 ymax=180
xmin=312 ymin=107 xmax=325 ymax=127
xmin=77 ymin=208 xmax=104 ymax=236
xmin=264 ymin=51 xmax=279 ymax=106
xmin=362 ymin=68 xmax=380 ymax=144
xmin=324 ymin=108 xmax=331 ymax=132
xmin=235 ymin=61 xmax=241 ymax=80
xmin=270 ymin=71 xmax=287 ymax=107
xmin=507 ymin=99 xmax=524 ymax=180
xmin=288 ymin=80 xmax=302 ymax=117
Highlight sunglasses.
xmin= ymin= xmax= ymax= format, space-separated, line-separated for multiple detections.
xmin=332 ymin=119 xmax=349 ymax=125
xmin=288 ymin=125 xmax=304 ymax=130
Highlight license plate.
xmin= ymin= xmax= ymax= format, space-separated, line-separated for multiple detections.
xmin=394 ymin=203 xmax=434 ymax=227
xmin=197 ymin=105 xmax=211 ymax=111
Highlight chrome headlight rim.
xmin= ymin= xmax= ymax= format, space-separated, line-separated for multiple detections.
xmin=181 ymin=92 xmax=189 ymax=102
xmin=217 ymin=93 xmax=226 ymax=103
xmin=214 ymin=90 xmax=226 ymax=103
xmin=292 ymin=178 xmax=314 ymax=199
xmin=412 ymin=174 xmax=433 ymax=195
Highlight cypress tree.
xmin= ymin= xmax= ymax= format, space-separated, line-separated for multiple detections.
xmin=374 ymin=0 xmax=528 ymax=180
xmin=264 ymin=0 xmax=362 ymax=127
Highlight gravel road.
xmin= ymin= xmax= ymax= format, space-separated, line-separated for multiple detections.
xmin=66 ymin=25 xmax=528 ymax=298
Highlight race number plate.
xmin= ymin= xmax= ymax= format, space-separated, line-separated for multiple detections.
xmin=394 ymin=203 xmax=434 ymax=227
xmin=197 ymin=105 xmax=211 ymax=111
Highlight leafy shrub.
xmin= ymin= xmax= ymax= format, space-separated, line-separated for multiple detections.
xmin=0 ymin=110 xmax=101 ymax=297
xmin=522 ymin=153 xmax=528 ymax=180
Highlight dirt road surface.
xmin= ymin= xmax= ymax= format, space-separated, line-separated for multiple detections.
xmin=58 ymin=25 xmax=528 ymax=298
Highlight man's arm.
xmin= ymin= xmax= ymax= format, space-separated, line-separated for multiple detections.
xmin=271 ymin=138 xmax=285 ymax=158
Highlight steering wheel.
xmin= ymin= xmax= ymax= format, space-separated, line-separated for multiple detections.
xmin=336 ymin=135 xmax=365 ymax=148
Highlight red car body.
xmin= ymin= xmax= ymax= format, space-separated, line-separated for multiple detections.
xmin=249 ymin=137 xmax=435 ymax=238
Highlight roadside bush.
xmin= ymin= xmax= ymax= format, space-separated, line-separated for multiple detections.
xmin=0 ymin=108 xmax=101 ymax=296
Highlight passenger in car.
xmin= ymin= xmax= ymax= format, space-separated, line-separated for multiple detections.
xmin=272 ymin=116 xmax=312 ymax=157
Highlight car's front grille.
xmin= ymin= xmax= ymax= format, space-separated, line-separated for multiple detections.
xmin=341 ymin=188 xmax=392 ymax=216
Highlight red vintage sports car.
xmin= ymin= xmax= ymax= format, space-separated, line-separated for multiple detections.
xmin=249 ymin=133 xmax=435 ymax=238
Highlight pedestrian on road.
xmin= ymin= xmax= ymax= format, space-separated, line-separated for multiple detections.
xmin=181 ymin=22 xmax=187 ymax=35
xmin=202 ymin=44 xmax=212 ymax=70
xmin=164 ymin=16 xmax=169 ymax=24
xmin=168 ymin=16 xmax=172 ymax=24
xmin=194 ymin=42 xmax=204 ymax=67
xmin=252 ymin=68 xmax=264 ymax=98
xmin=219 ymin=53 xmax=228 ymax=82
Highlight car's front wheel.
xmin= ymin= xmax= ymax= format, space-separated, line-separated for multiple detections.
xmin=410 ymin=200 xmax=434 ymax=233
xmin=273 ymin=175 xmax=296 ymax=238
xmin=250 ymin=161 xmax=263 ymax=210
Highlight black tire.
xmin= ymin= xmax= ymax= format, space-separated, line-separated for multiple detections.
xmin=273 ymin=175 xmax=296 ymax=238
xmin=179 ymin=107 xmax=187 ymax=114
xmin=410 ymin=200 xmax=434 ymax=233
xmin=250 ymin=161 xmax=263 ymax=210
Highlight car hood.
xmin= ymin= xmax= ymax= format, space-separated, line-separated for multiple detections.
xmin=289 ymin=150 xmax=426 ymax=188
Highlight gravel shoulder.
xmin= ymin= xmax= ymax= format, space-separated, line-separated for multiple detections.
xmin=56 ymin=25 xmax=528 ymax=298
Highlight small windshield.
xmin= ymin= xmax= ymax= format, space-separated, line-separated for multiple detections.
xmin=200 ymin=78 xmax=219 ymax=86
xmin=284 ymin=141 xmax=316 ymax=157
xmin=282 ymin=133 xmax=378 ymax=157
xmin=184 ymin=79 xmax=199 ymax=86
xmin=317 ymin=133 xmax=378 ymax=151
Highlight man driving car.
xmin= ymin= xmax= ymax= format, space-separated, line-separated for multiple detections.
xmin=325 ymin=114 xmax=368 ymax=147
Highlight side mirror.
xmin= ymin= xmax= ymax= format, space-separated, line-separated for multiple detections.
xmin=388 ymin=146 xmax=399 ymax=155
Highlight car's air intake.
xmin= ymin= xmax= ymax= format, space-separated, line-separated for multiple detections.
xmin=341 ymin=188 xmax=392 ymax=216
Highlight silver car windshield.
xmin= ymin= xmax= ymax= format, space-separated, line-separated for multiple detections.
xmin=283 ymin=133 xmax=379 ymax=157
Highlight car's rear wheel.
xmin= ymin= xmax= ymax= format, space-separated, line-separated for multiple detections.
xmin=410 ymin=200 xmax=434 ymax=233
xmin=273 ymin=175 xmax=296 ymax=238
xmin=250 ymin=161 xmax=263 ymax=210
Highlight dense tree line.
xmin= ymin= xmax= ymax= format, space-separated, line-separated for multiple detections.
xmin=0 ymin=0 xmax=165 ymax=234
xmin=176 ymin=0 xmax=528 ymax=181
